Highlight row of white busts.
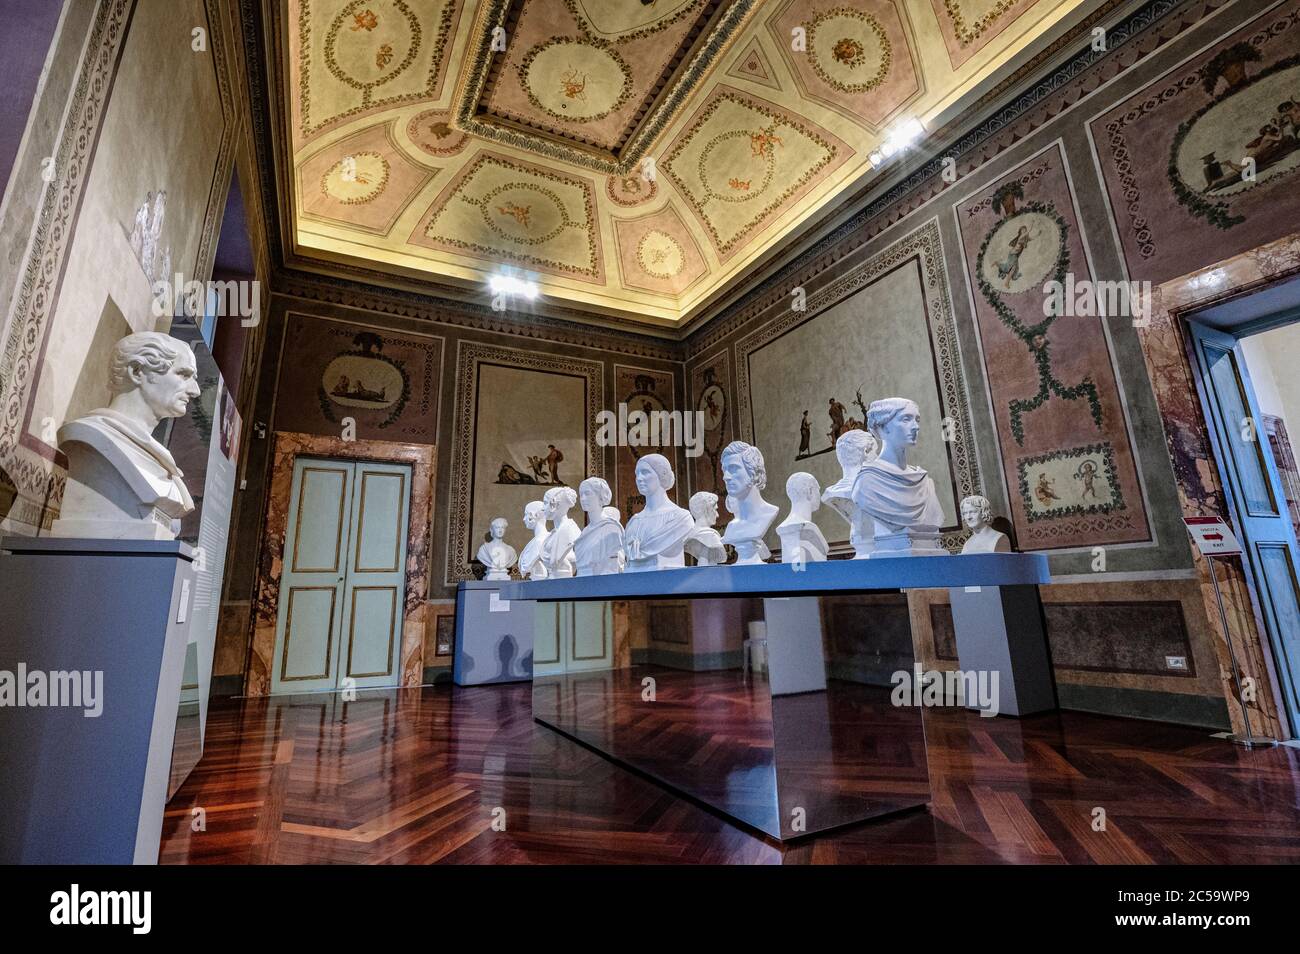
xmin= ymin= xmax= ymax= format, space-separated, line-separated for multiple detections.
xmin=475 ymin=396 xmax=1011 ymax=580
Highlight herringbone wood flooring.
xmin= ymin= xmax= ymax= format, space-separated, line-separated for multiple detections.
xmin=158 ymin=682 xmax=1300 ymax=864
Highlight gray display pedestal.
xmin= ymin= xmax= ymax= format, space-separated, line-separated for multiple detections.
xmin=948 ymin=584 xmax=1056 ymax=717
xmin=0 ymin=536 xmax=195 ymax=864
xmin=453 ymin=580 xmax=534 ymax=686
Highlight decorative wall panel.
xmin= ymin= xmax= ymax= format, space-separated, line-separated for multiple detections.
xmin=1090 ymin=1 xmax=1300 ymax=284
xmin=273 ymin=313 xmax=443 ymax=444
xmin=612 ymin=365 xmax=681 ymax=522
xmin=446 ymin=342 xmax=603 ymax=583
xmin=955 ymin=143 xmax=1150 ymax=551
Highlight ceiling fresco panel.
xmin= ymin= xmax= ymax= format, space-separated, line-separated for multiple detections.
xmin=280 ymin=0 xmax=1089 ymax=326
xmin=411 ymin=150 xmax=603 ymax=282
xmin=292 ymin=0 xmax=463 ymax=143
xmin=662 ymin=86 xmax=852 ymax=258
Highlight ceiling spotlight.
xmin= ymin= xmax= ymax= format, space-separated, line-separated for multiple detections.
xmin=882 ymin=117 xmax=925 ymax=156
xmin=488 ymin=273 xmax=539 ymax=301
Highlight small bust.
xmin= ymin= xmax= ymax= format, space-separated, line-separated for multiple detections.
xmin=476 ymin=517 xmax=518 ymax=580
xmin=540 ymin=485 xmax=580 ymax=578
xmin=519 ymin=500 xmax=550 ymax=579
xmin=684 ymin=491 xmax=726 ymax=567
xmin=822 ymin=428 xmax=878 ymax=558
xmin=960 ymin=495 xmax=1011 ymax=554
xmin=719 ymin=441 xmax=778 ymax=565
xmin=572 ymin=477 xmax=623 ymax=576
xmin=622 ymin=453 xmax=693 ymax=572
xmin=777 ymin=472 xmax=829 ymax=564
xmin=52 ymin=331 xmax=201 ymax=540
xmin=851 ymin=397 xmax=945 ymax=535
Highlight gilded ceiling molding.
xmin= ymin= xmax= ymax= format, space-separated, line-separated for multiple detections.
xmin=452 ymin=0 xmax=760 ymax=175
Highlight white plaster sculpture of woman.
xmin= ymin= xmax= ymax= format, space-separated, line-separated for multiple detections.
xmin=821 ymin=428 xmax=879 ymax=558
xmin=684 ymin=491 xmax=727 ymax=567
xmin=540 ymin=485 xmax=580 ymax=578
xmin=518 ymin=500 xmax=550 ymax=580
xmin=850 ymin=398 xmax=945 ymax=556
xmin=52 ymin=332 xmax=201 ymax=540
xmin=572 ymin=477 xmax=624 ymax=576
xmin=622 ymin=453 xmax=693 ymax=572
xmin=777 ymin=472 xmax=829 ymax=564
xmin=719 ymin=441 xmax=778 ymax=565
xmin=604 ymin=507 xmax=628 ymax=572
xmin=476 ymin=517 xmax=518 ymax=581
xmin=960 ymin=495 xmax=1011 ymax=554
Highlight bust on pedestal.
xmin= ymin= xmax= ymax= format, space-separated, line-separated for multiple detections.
xmin=777 ymin=472 xmax=829 ymax=564
xmin=719 ymin=441 xmax=778 ymax=565
xmin=52 ymin=332 xmax=201 ymax=539
xmin=622 ymin=454 xmax=692 ymax=572
xmin=518 ymin=500 xmax=550 ymax=580
xmin=540 ymin=486 xmax=580 ymax=578
xmin=572 ymin=477 xmax=624 ymax=576
xmin=684 ymin=491 xmax=727 ymax=567
xmin=821 ymin=429 xmax=878 ymax=558
xmin=476 ymin=517 xmax=517 ymax=581
xmin=960 ymin=495 xmax=1011 ymax=554
xmin=851 ymin=398 xmax=945 ymax=556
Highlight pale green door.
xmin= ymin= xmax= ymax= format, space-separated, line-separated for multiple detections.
xmin=271 ymin=458 xmax=411 ymax=694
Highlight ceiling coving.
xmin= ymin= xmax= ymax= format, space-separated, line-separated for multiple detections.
xmin=285 ymin=0 xmax=1088 ymax=326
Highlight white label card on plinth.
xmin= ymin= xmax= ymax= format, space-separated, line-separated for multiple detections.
xmin=489 ymin=592 xmax=510 ymax=612
xmin=177 ymin=577 xmax=191 ymax=623
xmin=1183 ymin=516 xmax=1242 ymax=556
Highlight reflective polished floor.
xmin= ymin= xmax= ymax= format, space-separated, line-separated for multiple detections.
xmin=158 ymin=683 xmax=1300 ymax=864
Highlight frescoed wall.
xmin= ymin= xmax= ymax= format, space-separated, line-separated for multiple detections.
xmin=612 ymin=365 xmax=682 ymax=522
xmin=683 ymin=0 xmax=1300 ymax=729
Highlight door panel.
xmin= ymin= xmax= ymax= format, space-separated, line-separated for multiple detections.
xmin=335 ymin=460 xmax=410 ymax=690
xmin=1189 ymin=322 xmax=1300 ymax=731
xmin=271 ymin=458 xmax=411 ymax=694
xmin=532 ymin=603 xmax=563 ymax=677
xmin=273 ymin=460 xmax=353 ymax=693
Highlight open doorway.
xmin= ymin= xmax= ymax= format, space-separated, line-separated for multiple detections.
xmin=1187 ymin=274 xmax=1300 ymax=735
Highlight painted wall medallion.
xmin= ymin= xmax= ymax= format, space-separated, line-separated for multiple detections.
xmin=318 ymin=331 xmax=410 ymax=425
xmin=636 ymin=230 xmax=686 ymax=279
xmin=606 ymin=172 xmax=658 ymax=207
xmin=325 ymin=0 xmax=421 ymax=91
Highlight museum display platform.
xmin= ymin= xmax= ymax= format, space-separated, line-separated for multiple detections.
xmin=501 ymin=553 xmax=1052 ymax=841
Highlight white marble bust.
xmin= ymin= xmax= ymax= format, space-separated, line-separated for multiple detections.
xmin=821 ymin=428 xmax=878 ymax=559
xmin=539 ymin=485 xmax=580 ymax=578
xmin=476 ymin=517 xmax=518 ymax=581
xmin=52 ymin=331 xmax=201 ymax=540
xmin=719 ymin=441 xmax=778 ymax=565
xmin=684 ymin=491 xmax=727 ymax=567
xmin=777 ymin=472 xmax=829 ymax=564
xmin=960 ymin=495 xmax=1011 ymax=554
xmin=851 ymin=398 xmax=945 ymax=556
xmin=518 ymin=500 xmax=550 ymax=580
xmin=572 ymin=477 xmax=624 ymax=576
xmin=622 ymin=453 xmax=693 ymax=572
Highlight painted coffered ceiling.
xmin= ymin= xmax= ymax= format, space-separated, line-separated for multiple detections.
xmin=283 ymin=0 xmax=1093 ymax=328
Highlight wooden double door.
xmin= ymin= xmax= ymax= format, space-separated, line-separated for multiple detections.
xmin=271 ymin=457 xmax=411 ymax=694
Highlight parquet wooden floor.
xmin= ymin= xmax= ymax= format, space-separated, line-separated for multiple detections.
xmin=158 ymin=682 xmax=1300 ymax=864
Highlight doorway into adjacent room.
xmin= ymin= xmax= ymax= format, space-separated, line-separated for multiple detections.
xmin=270 ymin=456 xmax=412 ymax=694
xmin=1187 ymin=274 xmax=1300 ymax=735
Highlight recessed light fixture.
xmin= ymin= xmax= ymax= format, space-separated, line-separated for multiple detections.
xmin=488 ymin=273 xmax=539 ymax=301
xmin=871 ymin=118 xmax=925 ymax=167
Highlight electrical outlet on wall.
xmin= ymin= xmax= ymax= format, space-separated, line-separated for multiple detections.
xmin=1165 ymin=655 xmax=1188 ymax=671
